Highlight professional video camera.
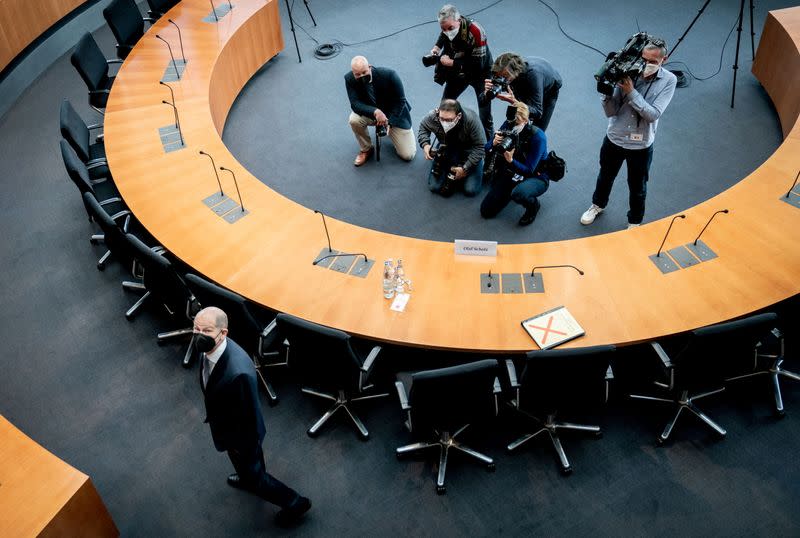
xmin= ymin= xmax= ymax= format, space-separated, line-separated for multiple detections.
xmin=486 ymin=74 xmax=509 ymax=99
xmin=594 ymin=32 xmax=650 ymax=96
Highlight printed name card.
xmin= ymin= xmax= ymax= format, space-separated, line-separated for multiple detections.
xmin=454 ymin=239 xmax=497 ymax=257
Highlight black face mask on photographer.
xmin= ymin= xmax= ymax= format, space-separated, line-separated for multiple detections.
xmin=193 ymin=330 xmax=222 ymax=353
xmin=505 ymin=106 xmax=517 ymax=122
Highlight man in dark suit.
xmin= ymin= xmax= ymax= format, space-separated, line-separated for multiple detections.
xmin=345 ymin=55 xmax=416 ymax=166
xmin=194 ymin=306 xmax=311 ymax=527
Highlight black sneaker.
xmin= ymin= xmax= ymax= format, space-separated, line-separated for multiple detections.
xmin=275 ymin=496 xmax=311 ymax=527
xmin=518 ymin=199 xmax=540 ymax=226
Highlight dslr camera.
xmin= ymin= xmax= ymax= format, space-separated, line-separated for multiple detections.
xmin=376 ymin=124 xmax=388 ymax=137
xmin=594 ymin=32 xmax=650 ymax=96
xmin=429 ymin=143 xmax=448 ymax=177
xmin=493 ymin=129 xmax=517 ymax=153
xmin=486 ymin=74 xmax=509 ymax=99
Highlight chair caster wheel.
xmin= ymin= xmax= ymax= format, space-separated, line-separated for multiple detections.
xmin=656 ymin=437 xmax=666 ymax=446
xmin=97 ymin=262 xmax=105 ymax=270
xmin=436 ymin=485 xmax=446 ymax=495
xmin=267 ymin=397 xmax=279 ymax=407
xmin=358 ymin=433 xmax=370 ymax=441
xmin=594 ymin=431 xmax=603 ymax=438
xmin=486 ymin=463 xmax=496 ymax=472
xmin=560 ymin=466 xmax=572 ymax=476
xmin=775 ymin=409 xmax=786 ymax=419
xmin=307 ymin=430 xmax=319 ymax=438
xmin=90 ymin=238 xmax=100 ymax=245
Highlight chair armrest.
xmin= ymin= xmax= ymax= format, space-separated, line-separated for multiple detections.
xmin=109 ymin=209 xmax=131 ymax=223
xmin=87 ymin=123 xmax=104 ymax=131
xmin=504 ymin=359 xmax=519 ymax=388
xmin=395 ymin=381 xmax=410 ymax=410
xmin=107 ymin=59 xmax=124 ymax=65
xmin=756 ymin=328 xmax=784 ymax=360
xmin=86 ymin=160 xmax=108 ymax=171
xmin=605 ymin=365 xmax=614 ymax=380
xmin=90 ymin=89 xmax=111 ymax=95
xmin=99 ymin=197 xmax=123 ymax=207
xmin=651 ymin=342 xmax=673 ymax=369
xmin=361 ymin=345 xmax=382 ymax=374
xmin=143 ymin=17 xmax=156 ymax=23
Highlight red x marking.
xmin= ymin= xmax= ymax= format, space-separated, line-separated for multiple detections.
xmin=527 ymin=315 xmax=567 ymax=345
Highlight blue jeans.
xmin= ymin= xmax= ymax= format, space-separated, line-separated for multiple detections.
xmin=480 ymin=174 xmax=549 ymax=218
xmin=428 ymin=154 xmax=485 ymax=197
xmin=591 ymin=136 xmax=654 ymax=224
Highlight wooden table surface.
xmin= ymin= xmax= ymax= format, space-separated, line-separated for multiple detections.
xmin=104 ymin=0 xmax=800 ymax=353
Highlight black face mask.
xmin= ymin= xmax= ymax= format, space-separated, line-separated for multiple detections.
xmin=505 ymin=106 xmax=517 ymax=122
xmin=193 ymin=331 xmax=220 ymax=353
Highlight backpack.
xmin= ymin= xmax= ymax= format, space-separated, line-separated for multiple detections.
xmin=537 ymin=150 xmax=567 ymax=181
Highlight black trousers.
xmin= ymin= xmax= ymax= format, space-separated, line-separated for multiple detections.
xmin=442 ymin=76 xmax=493 ymax=139
xmin=534 ymin=86 xmax=560 ymax=132
xmin=591 ymin=136 xmax=654 ymax=225
xmin=227 ymin=443 xmax=299 ymax=508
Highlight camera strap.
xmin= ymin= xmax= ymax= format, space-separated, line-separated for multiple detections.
xmin=635 ymin=77 xmax=656 ymax=128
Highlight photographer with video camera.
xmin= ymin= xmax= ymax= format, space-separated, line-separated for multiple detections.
xmin=580 ymin=36 xmax=676 ymax=228
xmin=418 ymin=98 xmax=486 ymax=197
xmin=480 ymin=102 xmax=549 ymax=226
xmin=345 ymin=55 xmax=416 ymax=166
xmin=423 ymin=4 xmax=493 ymax=139
xmin=479 ymin=53 xmax=562 ymax=132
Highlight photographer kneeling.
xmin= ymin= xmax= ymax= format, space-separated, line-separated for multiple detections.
xmin=480 ymin=102 xmax=549 ymax=226
xmin=418 ymin=99 xmax=486 ymax=197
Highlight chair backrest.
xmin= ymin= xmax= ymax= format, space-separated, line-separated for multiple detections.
xmin=408 ymin=359 xmax=499 ymax=434
xmin=274 ymin=313 xmax=362 ymax=391
xmin=82 ymin=192 xmax=132 ymax=266
xmin=124 ymin=233 xmax=191 ymax=314
xmin=70 ymin=33 xmax=109 ymax=92
xmin=673 ymin=312 xmax=779 ymax=388
xmin=147 ymin=0 xmax=178 ymax=18
xmin=60 ymin=100 xmax=91 ymax=163
xmin=185 ymin=273 xmax=264 ymax=356
xmin=103 ymin=0 xmax=145 ymax=58
xmin=60 ymin=139 xmax=94 ymax=197
xmin=517 ymin=345 xmax=615 ymax=413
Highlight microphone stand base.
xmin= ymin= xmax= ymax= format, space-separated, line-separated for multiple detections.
xmin=648 ymin=253 xmax=680 ymax=274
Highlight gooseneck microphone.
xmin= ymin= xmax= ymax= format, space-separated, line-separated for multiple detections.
xmin=693 ymin=209 xmax=729 ymax=245
xmin=209 ymin=0 xmax=219 ymax=21
xmin=785 ymin=170 xmax=800 ymax=199
xmin=155 ymin=34 xmax=180 ymax=80
xmin=656 ymin=214 xmax=686 ymax=257
xmin=487 ymin=269 xmax=493 ymax=288
xmin=198 ymin=151 xmax=223 ymax=195
xmin=219 ymin=166 xmax=245 ymax=211
xmin=161 ymin=100 xmax=184 ymax=146
xmin=530 ymin=265 xmax=584 ymax=276
xmin=159 ymin=80 xmax=175 ymax=107
xmin=166 ymin=20 xmax=186 ymax=63
xmin=314 ymin=210 xmax=332 ymax=253
xmin=312 ymin=253 xmax=367 ymax=266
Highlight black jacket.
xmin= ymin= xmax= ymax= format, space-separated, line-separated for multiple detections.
xmin=418 ymin=107 xmax=487 ymax=173
xmin=344 ymin=66 xmax=412 ymax=130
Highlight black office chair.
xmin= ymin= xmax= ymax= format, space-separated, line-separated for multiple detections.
xmin=122 ymin=233 xmax=192 ymax=322
xmin=103 ymin=0 xmax=155 ymax=60
xmin=146 ymin=0 xmax=180 ymax=20
xmin=60 ymin=99 xmax=108 ymax=182
xmin=502 ymin=345 xmax=615 ymax=475
xmin=723 ymin=313 xmax=797 ymax=416
xmin=81 ymin=192 xmax=130 ymax=270
xmin=629 ymin=314 xmax=782 ymax=444
xmin=271 ymin=313 xmax=388 ymax=439
xmin=70 ymin=32 xmax=122 ymax=115
xmin=395 ymin=359 xmax=500 ymax=494
xmin=164 ymin=273 xmax=287 ymax=403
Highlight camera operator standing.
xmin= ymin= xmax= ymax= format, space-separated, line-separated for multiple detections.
xmin=580 ymin=38 xmax=676 ymax=228
xmin=480 ymin=102 xmax=549 ymax=226
xmin=480 ymin=53 xmax=562 ymax=132
xmin=418 ymin=98 xmax=486 ymax=197
xmin=345 ymin=55 xmax=416 ymax=166
xmin=426 ymin=4 xmax=493 ymax=139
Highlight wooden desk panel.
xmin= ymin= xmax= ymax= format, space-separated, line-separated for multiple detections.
xmin=104 ymin=1 xmax=800 ymax=352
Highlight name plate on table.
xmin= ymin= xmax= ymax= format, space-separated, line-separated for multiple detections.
xmin=455 ymin=239 xmax=497 ymax=257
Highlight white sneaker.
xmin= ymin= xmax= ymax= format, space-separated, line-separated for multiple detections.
xmin=580 ymin=204 xmax=604 ymax=225
xmin=627 ymin=223 xmax=640 ymax=229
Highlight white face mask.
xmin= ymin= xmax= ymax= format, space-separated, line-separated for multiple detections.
xmin=444 ymin=27 xmax=459 ymax=41
xmin=441 ymin=119 xmax=458 ymax=132
xmin=643 ymin=62 xmax=660 ymax=77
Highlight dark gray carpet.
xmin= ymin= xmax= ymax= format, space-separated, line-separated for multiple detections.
xmin=0 ymin=1 xmax=799 ymax=536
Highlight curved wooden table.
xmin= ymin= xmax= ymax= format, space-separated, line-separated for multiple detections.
xmin=104 ymin=0 xmax=800 ymax=352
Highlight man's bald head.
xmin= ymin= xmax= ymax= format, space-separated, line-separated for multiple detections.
xmin=350 ymin=55 xmax=371 ymax=80
xmin=195 ymin=306 xmax=228 ymax=331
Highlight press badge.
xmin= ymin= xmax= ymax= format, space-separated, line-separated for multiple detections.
xmin=630 ymin=133 xmax=643 ymax=142
xmin=512 ymin=173 xmax=524 ymax=182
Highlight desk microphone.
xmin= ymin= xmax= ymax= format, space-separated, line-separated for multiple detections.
xmin=693 ymin=209 xmax=729 ymax=245
xmin=161 ymin=100 xmax=184 ymax=146
xmin=656 ymin=214 xmax=686 ymax=257
xmin=487 ymin=269 xmax=493 ymax=288
xmin=155 ymin=34 xmax=180 ymax=80
xmin=314 ymin=210 xmax=332 ymax=253
xmin=159 ymin=80 xmax=175 ymax=107
xmin=166 ymin=20 xmax=186 ymax=63
xmin=219 ymin=166 xmax=245 ymax=211
xmin=198 ymin=151 xmax=223 ymax=195
xmin=312 ymin=253 xmax=367 ymax=266
xmin=209 ymin=0 xmax=219 ymax=21
xmin=530 ymin=265 xmax=584 ymax=276
xmin=785 ymin=169 xmax=800 ymax=198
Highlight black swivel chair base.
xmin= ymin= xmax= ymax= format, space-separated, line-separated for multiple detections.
xmin=396 ymin=424 xmax=495 ymax=495
xmin=630 ymin=388 xmax=727 ymax=444
xmin=302 ymin=388 xmax=388 ymax=439
xmin=727 ymin=359 xmax=800 ymax=417
xmin=122 ymin=281 xmax=149 ymax=319
xmin=507 ymin=412 xmax=601 ymax=475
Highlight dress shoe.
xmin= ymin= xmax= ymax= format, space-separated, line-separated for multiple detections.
xmin=227 ymin=473 xmax=247 ymax=490
xmin=518 ymin=199 xmax=540 ymax=226
xmin=275 ymin=495 xmax=311 ymax=527
xmin=354 ymin=147 xmax=373 ymax=166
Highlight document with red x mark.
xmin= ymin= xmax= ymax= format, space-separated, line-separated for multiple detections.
xmin=521 ymin=306 xmax=585 ymax=350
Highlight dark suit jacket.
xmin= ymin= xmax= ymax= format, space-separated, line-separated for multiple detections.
xmin=344 ymin=66 xmax=412 ymax=130
xmin=200 ymin=338 xmax=266 ymax=452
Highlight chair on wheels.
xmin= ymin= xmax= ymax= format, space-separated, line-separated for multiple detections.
xmin=103 ymin=0 xmax=155 ymax=60
xmin=81 ymin=192 xmax=130 ymax=270
xmin=723 ymin=313 xmax=797 ymax=416
xmin=271 ymin=313 xmax=388 ymax=439
xmin=70 ymin=32 xmax=122 ymax=115
xmin=60 ymin=99 xmax=108 ymax=182
xmin=395 ymin=359 xmax=500 ymax=494
xmin=629 ymin=313 xmax=782 ymax=444
xmin=163 ymin=273 xmax=287 ymax=404
xmin=502 ymin=345 xmax=615 ymax=475
xmin=146 ymin=0 xmax=180 ymax=20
